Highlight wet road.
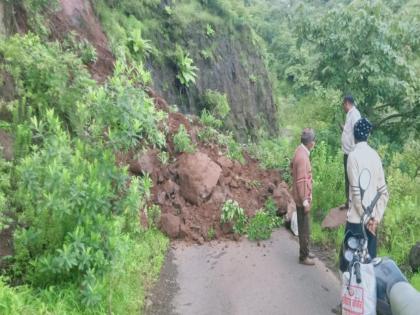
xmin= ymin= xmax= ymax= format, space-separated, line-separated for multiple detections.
xmin=147 ymin=228 xmax=340 ymax=315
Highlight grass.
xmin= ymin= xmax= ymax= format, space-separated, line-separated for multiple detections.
xmin=0 ymin=230 xmax=168 ymax=315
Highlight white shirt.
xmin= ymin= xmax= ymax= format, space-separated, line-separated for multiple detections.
xmin=341 ymin=106 xmax=361 ymax=154
xmin=347 ymin=142 xmax=389 ymax=224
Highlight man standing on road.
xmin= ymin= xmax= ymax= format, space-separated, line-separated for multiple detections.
xmin=339 ymin=118 xmax=389 ymax=272
xmin=341 ymin=95 xmax=361 ymax=210
xmin=291 ymin=128 xmax=316 ymax=266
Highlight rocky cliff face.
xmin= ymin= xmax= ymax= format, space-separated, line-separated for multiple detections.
xmin=1 ymin=0 xmax=278 ymax=139
xmin=150 ymin=26 xmax=277 ymax=139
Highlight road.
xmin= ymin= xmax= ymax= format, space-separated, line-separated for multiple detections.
xmin=146 ymin=228 xmax=340 ymax=315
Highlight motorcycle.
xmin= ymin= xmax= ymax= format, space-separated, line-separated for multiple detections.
xmin=341 ymin=168 xmax=420 ymax=315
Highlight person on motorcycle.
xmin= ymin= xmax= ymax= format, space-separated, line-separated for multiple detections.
xmin=339 ymin=117 xmax=389 ymax=272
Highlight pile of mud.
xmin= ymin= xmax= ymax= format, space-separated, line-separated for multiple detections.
xmin=121 ymin=111 xmax=296 ymax=243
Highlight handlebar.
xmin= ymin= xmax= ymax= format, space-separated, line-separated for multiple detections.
xmin=354 ymin=262 xmax=362 ymax=284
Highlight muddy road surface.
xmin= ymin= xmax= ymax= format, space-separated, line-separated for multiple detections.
xmin=146 ymin=228 xmax=340 ymax=315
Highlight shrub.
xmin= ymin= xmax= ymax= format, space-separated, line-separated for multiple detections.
xmin=174 ymin=45 xmax=198 ymax=87
xmin=0 ymin=34 xmax=94 ymax=127
xmin=264 ymin=197 xmax=282 ymax=228
xmin=207 ymin=227 xmax=216 ymax=240
xmin=127 ymin=29 xmax=153 ymax=58
xmin=221 ymin=200 xmax=247 ymax=235
xmin=203 ymin=89 xmax=230 ymax=120
xmin=247 ymin=210 xmax=273 ymax=241
xmin=173 ymin=124 xmax=195 ymax=153
xmin=200 ymin=109 xmax=222 ymax=129
xmin=77 ymin=61 xmax=166 ymax=151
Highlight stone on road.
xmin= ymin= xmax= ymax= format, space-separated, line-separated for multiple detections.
xmin=147 ymin=228 xmax=340 ymax=315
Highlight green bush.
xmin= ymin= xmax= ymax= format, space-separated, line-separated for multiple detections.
xmin=146 ymin=205 xmax=161 ymax=229
xmin=247 ymin=211 xmax=273 ymax=241
xmin=174 ymin=45 xmax=198 ymax=87
xmin=203 ymin=89 xmax=230 ymax=120
xmin=0 ymin=34 xmax=94 ymax=127
xmin=221 ymin=199 xmax=247 ymax=235
xmin=173 ymin=124 xmax=195 ymax=153
xmin=0 ymin=230 xmax=168 ymax=315
xmin=77 ymin=61 xmax=166 ymax=151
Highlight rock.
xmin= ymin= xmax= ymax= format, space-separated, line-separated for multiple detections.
xmin=409 ymin=242 xmax=420 ymax=272
xmin=321 ymin=207 xmax=347 ymax=229
xmin=209 ymin=186 xmax=227 ymax=206
xmin=129 ymin=149 xmax=158 ymax=175
xmin=160 ymin=213 xmax=181 ymax=238
xmin=156 ymin=192 xmax=166 ymax=205
xmin=230 ymin=179 xmax=239 ymax=188
xmin=217 ymin=156 xmax=233 ymax=169
xmin=272 ymin=185 xmax=294 ymax=215
xmin=163 ymin=179 xmax=179 ymax=196
xmin=177 ymin=152 xmax=222 ymax=205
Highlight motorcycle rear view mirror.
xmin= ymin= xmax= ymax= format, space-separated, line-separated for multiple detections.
xmin=359 ymin=169 xmax=371 ymax=192
xmin=344 ymin=249 xmax=354 ymax=262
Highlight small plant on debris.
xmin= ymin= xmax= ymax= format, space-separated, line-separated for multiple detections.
xmin=173 ymin=124 xmax=195 ymax=153
xmin=221 ymin=200 xmax=247 ymax=235
xmin=264 ymin=197 xmax=282 ymax=228
xmin=158 ymin=151 xmax=170 ymax=165
xmin=207 ymin=227 xmax=216 ymax=240
xmin=146 ymin=204 xmax=161 ymax=228
xmin=247 ymin=210 xmax=273 ymax=241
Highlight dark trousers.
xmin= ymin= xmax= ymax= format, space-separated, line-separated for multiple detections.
xmin=344 ymin=154 xmax=349 ymax=207
xmin=297 ymin=206 xmax=310 ymax=260
xmin=339 ymin=222 xmax=377 ymax=272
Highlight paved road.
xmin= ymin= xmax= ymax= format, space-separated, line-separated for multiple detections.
xmin=147 ymin=228 xmax=340 ymax=315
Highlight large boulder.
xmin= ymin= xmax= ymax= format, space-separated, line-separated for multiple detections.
xmin=322 ymin=207 xmax=347 ymax=229
xmin=409 ymin=242 xmax=420 ymax=272
xmin=160 ymin=213 xmax=181 ymax=238
xmin=177 ymin=152 xmax=222 ymax=205
xmin=272 ymin=183 xmax=295 ymax=215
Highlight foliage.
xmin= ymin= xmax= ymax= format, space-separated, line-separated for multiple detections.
xmin=173 ymin=124 xmax=195 ymax=153
xmin=221 ymin=200 xmax=247 ymax=235
xmin=226 ymin=135 xmax=244 ymax=164
xmin=127 ymin=29 xmax=153 ymax=58
xmin=207 ymin=227 xmax=216 ymax=240
xmin=174 ymin=45 xmax=198 ymax=87
xmin=310 ymin=141 xmax=345 ymax=220
xmin=0 ymin=230 xmax=168 ymax=315
xmin=146 ymin=205 xmax=161 ymax=229
xmin=0 ymin=34 xmax=94 ymax=127
xmin=264 ymin=197 xmax=282 ymax=228
xmin=247 ymin=210 xmax=273 ymax=241
xmin=200 ymin=109 xmax=222 ymax=129
xmin=203 ymin=89 xmax=230 ymax=120
xmin=158 ymin=151 xmax=170 ymax=165
xmin=206 ymin=23 xmax=215 ymax=37
xmin=77 ymin=61 xmax=166 ymax=151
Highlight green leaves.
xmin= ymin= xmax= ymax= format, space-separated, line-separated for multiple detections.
xmin=173 ymin=124 xmax=195 ymax=153
xmin=247 ymin=210 xmax=273 ymax=241
xmin=174 ymin=46 xmax=199 ymax=87
xmin=221 ymin=200 xmax=247 ymax=235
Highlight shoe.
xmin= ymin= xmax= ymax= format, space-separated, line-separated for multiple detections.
xmin=308 ymin=252 xmax=316 ymax=259
xmin=299 ymin=257 xmax=315 ymax=266
xmin=331 ymin=303 xmax=341 ymax=314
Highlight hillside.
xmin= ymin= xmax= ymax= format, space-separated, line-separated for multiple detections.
xmin=0 ymin=0 xmax=291 ymax=313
